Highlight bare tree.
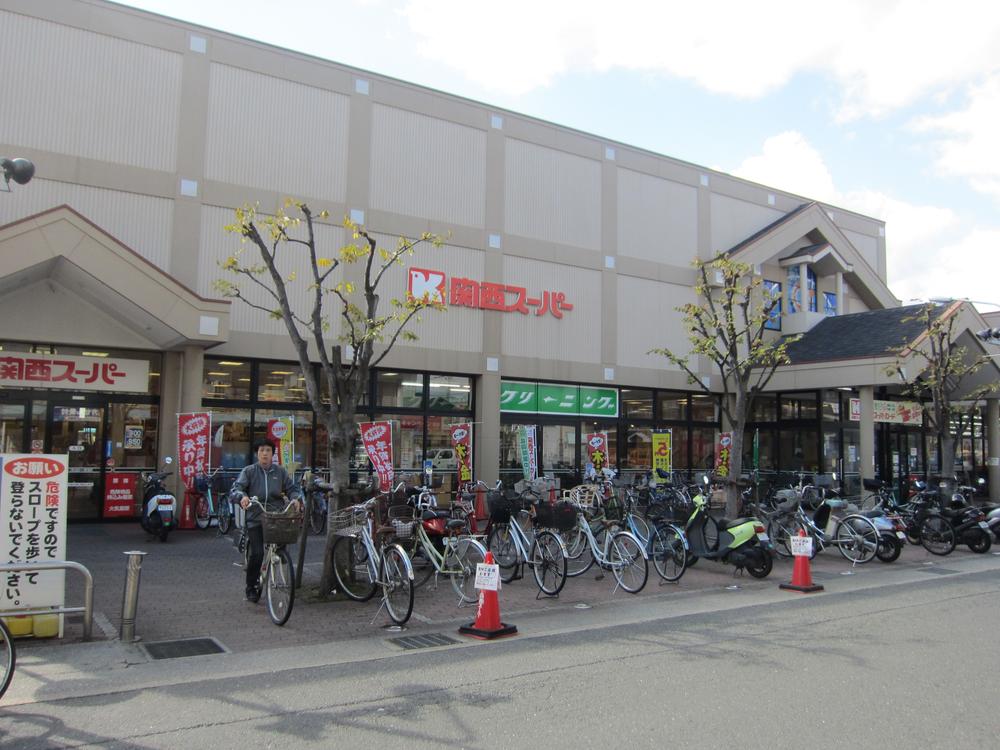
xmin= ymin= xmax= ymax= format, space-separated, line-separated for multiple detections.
xmin=216 ymin=200 xmax=444 ymax=593
xmin=887 ymin=302 xmax=998 ymax=485
xmin=649 ymin=254 xmax=797 ymax=516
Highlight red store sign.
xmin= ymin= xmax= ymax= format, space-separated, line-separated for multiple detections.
xmin=0 ymin=353 xmax=150 ymax=393
xmin=104 ymin=472 xmax=138 ymax=518
xmin=408 ymin=267 xmax=573 ymax=319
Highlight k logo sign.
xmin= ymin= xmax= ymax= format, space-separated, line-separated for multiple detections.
xmin=408 ymin=267 xmax=447 ymax=305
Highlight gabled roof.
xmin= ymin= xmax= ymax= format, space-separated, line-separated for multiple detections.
xmin=725 ymin=202 xmax=897 ymax=311
xmin=783 ymin=305 xmax=942 ymax=364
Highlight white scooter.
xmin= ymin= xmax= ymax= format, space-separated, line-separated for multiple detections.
xmin=139 ymin=456 xmax=177 ymax=542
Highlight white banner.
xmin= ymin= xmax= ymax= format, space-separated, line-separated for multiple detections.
xmin=0 ymin=353 xmax=149 ymax=393
xmin=1 ymin=454 xmax=69 ymax=612
xmin=474 ymin=562 xmax=500 ymax=591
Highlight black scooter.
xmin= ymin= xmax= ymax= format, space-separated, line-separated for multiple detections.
xmin=139 ymin=456 xmax=177 ymax=542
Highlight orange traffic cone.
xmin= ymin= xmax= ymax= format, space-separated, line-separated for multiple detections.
xmin=459 ymin=551 xmax=518 ymax=640
xmin=179 ymin=489 xmax=196 ymax=530
xmin=779 ymin=529 xmax=824 ymax=593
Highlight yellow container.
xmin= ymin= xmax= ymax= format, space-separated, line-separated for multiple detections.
xmin=3 ymin=614 xmax=33 ymax=637
xmin=32 ymin=614 xmax=60 ymax=638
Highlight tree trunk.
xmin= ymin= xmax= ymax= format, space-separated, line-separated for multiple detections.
xmin=939 ymin=434 xmax=956 ymax=487
xmin=318 ymin=421 xmax=354 ymax=595
xmin=294 ymin=483 xmax=313 ymax=589
xmin=726 ymin=425 xmax=745 ymax=518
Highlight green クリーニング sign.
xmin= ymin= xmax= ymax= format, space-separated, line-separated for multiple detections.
xmin=500 ymin=381 xmax=618 ymax=418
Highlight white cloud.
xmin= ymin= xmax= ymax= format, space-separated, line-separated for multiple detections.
xmin=892 ymin=229 xmax=1000 ymax=306
xmin=399 ymin=0 xmax=1000 ymax=121
xmin=912 ymin=73 xmax=1000 ymax=204
xmin=731 ymin=131 xmax=962 ymax=302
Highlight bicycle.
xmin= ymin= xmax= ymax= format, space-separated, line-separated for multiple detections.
xmin=245 ymin=498 xmax=302 ymax=626
xmin=484 ymin=485 xmax=569 ymax=597
xmin=396 ymin=485 xmax=488 ymax=604
xmin=302 ymin=469 xmax=331 ymax=535
xmin=193 ymin=467 xmax=227 ymax=532
xmin=329 ymin=494 xmax=415 ymax=625
xmin=620 ymin=483 xmax=687 ymax=583
xmin=558 ymin=496 xmax=649 ymax=593
xmin=0 ymin=617 xmax=13 ymax=700
xmin=767 ymin=494 xmax=879 ymax=564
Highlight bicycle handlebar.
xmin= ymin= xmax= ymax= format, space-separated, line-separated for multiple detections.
xmin=245 ymin=497 xmax=301 ymax=514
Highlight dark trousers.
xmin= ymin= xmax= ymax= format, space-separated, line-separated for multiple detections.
xmin=246 ymin=524 xmax=264 ymax=589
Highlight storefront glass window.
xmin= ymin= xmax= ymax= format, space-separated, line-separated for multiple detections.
xmin=428 ymin=375 xmax=472 ymax=411
xmin=203 ymin=358 xmax=251 ymax=400
xmin=821 ymin=428 xmax=840 ymax=473
xmin=743 ymin=428 xmax=774 ymax=472
xmin=623 ymin=425 xmax=652 ymax=473
xmin=0 ymin=403 xmax=25 ymax=453
xmin=750 ymin=394 xmax=777 ymax=422
xmin=258 ymin=362 xmax=308 ymax=403
xmin=108 ymin=403 xmax=158 ymax=470
xmin=657 ymin=392 xmax=687 ymax=421
xmin=378 ymin=372 xmax=425 ymax=409
xmin=821 ymin=391 xmax=842 ymax=421
xmin=381 ymin=414 xmax=424 ymax=473
xmin=499 ymin=424 xmax=525 ymax=487
xmin=320 ymin=371 xmax=368 ymax=406
xmin=671 ymin=427 xmax=690 ymax=477
xmin=208 ymin=407 xmax=252 ymax=470
xmin=581 ymin=421 xmax=617 ymax=472
xmin=779 ymin=428 xmax=818 ymax=473
xmin=621 ymin=390 xmax=652 ymax=420
xmin=690 ymin=394 xmax=719 ymax=423
xmin=425 ymin=415 xmax=462 ymax=493
xmin=542 ymin=424 xmax=577 ymax=487
xmin=691 ymin=427 xmax=715 ymax=474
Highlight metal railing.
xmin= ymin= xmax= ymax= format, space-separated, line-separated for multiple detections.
xmin=0 ymin=560 xmax=94 ymax=640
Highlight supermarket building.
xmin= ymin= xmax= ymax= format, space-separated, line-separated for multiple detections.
xmin=1 ymin=0 xmax=999 ymax=520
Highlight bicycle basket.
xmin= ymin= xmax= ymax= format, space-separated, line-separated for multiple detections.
xmin=193 ymin=474 xmax=209 ymax=493
xmin=487 ymin=491 xmax=520 ymax=523
xmin=261 ymin=511 xmax=302 ymax=545
xmin=534 ymin=500 xmax=577 ymax=531
xmin=331 ymin=506 xmax=368 ymax=537
xmin=387 ymin=504 xmax=417 ymax=539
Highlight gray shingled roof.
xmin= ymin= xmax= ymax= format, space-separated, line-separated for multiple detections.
xmin=783 ymin=304 xmax=944 ymax=364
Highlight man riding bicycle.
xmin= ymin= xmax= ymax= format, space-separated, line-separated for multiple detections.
xmin=231 ymin=438 xmax=303 ymax=602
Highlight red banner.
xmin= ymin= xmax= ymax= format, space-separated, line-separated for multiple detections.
xmin=450 ymin=423 xmax=473 ymax=483
xmin=359 ymin=421 xmax=394 ymax=490
xmin=715 ymin=432 xmax=732 ymax=478
xmin=585 ymin=432 xmax=609 ymax=472
xmin=104 ymin=471 xmax=137 ymax=518
xmin=177 ymin=412 xmax=211 ymax=489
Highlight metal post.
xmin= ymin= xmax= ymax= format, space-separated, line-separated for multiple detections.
xmin=120 ymin=551 xmax=147 ymax=642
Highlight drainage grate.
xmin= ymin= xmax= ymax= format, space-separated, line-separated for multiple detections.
xmin=918 ymin=567 xmax=959 ymax=575
xmin=387 ymin=632 xmax=460 ymax=650
xmin=142 ymin=637 xmax=227 ymax=660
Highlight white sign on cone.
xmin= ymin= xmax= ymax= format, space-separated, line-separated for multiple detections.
xmin=474 ymin=562 xmax=500 ymax=591
xmin=790 ymin=534 xmax=814 ymax=557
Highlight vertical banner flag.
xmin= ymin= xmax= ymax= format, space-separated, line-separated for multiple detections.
xmin=715 ymin=432 xmax=733 ymax=478
xmin=450 ymin=423 xmax=473 ymax=484
xmin=752 ymin=429 xmax=760 ymax=471
xmin=518 ymin=425 xmax=538 ymax=481
xmin=651 ymin=431 xmax=672 ymax=484
xmin=359 ymin=421 xmax=394 ymax=490
xmin=177 ymin=412 xmax=212 ymax=490
xmin=1 ymin=454 xmax=69 ymax=630
xmin=585 ymin=432 xmax=609 ymax=472
xmin=267 ymin=417 xmax=295 ymax=466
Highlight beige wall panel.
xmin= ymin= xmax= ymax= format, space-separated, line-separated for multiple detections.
xmin=369 ymin=233 xmax=485 ymax=353
xmin=0 ymin=178 xmax=173 ymax=270
xmin=205 ymin=64 xmax=350 ymax=202
xmin=617 ymin=276 xmax=694 ymax=370
xmin=501 ymin=257 xmax=601 ymax=363
xmin=617 ymin=168 xmax=698 ymax=263
xmin=709 ymin=194 xmax=783 ymax=255
xmin=0 ymin=10 xmax=181 ymax=172
xmin=198 ymin=205 xmax=343 ymax=335
xmin=370 ymin=104 xmax=486 ymax=228
xmin=841 ymin=228 xmax=879 ymax=274
xmin=504 ymin=139 xmax=601 ymax=249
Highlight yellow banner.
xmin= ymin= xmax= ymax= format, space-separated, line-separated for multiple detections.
xmin=651 ymin=431 xmax=672 ymax=484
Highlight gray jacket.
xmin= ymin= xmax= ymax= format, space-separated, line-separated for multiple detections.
xmin=230 ymin=462 xmax=302 ymax=526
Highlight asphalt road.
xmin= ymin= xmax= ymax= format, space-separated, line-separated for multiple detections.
xmin=4 ymin=560 xmax=1000 ymax=749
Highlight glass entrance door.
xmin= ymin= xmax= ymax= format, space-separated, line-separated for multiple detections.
xmin=50 ymin=404 xmax=106 ymax=520
xmin=541 ymin=423 xmax=578 ymax=489
xmin=0 ymin=400 xmax=29 ymax=453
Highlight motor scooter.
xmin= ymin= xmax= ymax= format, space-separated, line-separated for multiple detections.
xmin=140 ymin=456 xmax=177 ymax=542
xmin=672 ymin=472 xmax=774 ymax=578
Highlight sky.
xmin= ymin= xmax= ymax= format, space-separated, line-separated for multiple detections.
xmin=117 ymin=0 xmax=1000 ymax=310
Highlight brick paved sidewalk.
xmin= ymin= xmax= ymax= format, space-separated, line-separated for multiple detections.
xmin=36 ymin=522 xmax=982 ymax=654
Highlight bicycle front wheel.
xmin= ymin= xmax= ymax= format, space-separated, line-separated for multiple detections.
xmin=609 ymin=531 xmax=648 ymax=593
xmin=218 ymin=503 xmax=232 ymax=535
xmin=266 ymin=547 xmax=295 ymax=626
xmin=194 ymin=495 xmax=211 ymax=530
xmin=529 ymin=530 xmax=567 ymax=596
xmin=921 ymin=516 xmax=956 ymax=556
xmin=562 ymin=526 xmax=595 ymax=577
xmin=380 ymin=545 xmax=414 ymax=625
xmin=0 ymin=617 xmax=14 ymax=700
xmin=486 ymin=524 xmax=519 ymax=583
xmin=331 ymin=534 xmax=377 ymax=601
xmin=447 ymin=537 xmax=486 ymax=603
xmin=767 ymin=517 xmax=797 ymax=558
xmin=650 ymin=523 xmax=687 ymax=582
xmin=309 ymin=504 xmax=327 ymax=535
xmin=835 ymin=516 xmax=879 ymax=564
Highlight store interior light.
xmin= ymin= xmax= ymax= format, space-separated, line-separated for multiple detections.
xmin=218 ymin=361 xmax=244 ymax=366
xmin=207 ymin=371 xmax=228 ymax=376
xmin=238 ymin=377 xmax=251 ymax=382
xmin=402 ymin=381 xmax=424 ymax=387
xmin=149 ymin=372 xmax=160 ymax=377
xmin=270 ymin=371 xmax=294 ymax=375
xmin=82 ymin=351 xmax=109 ymax=357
